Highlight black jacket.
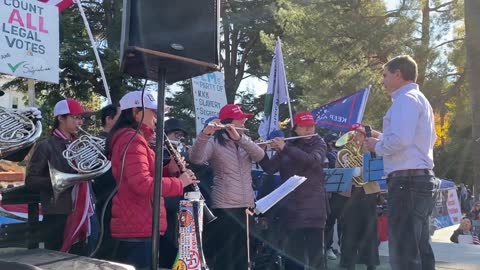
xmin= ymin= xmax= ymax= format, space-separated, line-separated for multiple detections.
xmin=25 ymin=135 xmax=78 ymax=215
xmin=259 ymin=136 xmax=328 ymax=229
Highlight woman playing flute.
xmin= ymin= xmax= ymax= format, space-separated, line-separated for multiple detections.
xmin=189 ymin=104 xmax=265 ymax=270
xmin=259 ymin=111 xmax=328 ymax=270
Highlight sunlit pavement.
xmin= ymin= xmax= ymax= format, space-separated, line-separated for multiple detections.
xmin=325 ymin=225 xmax=480 ymax=270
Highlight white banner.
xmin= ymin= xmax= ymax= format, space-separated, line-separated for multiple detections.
xmin=192 ymin=71 xmax=227 ymax=135
xmin=433 ymin=188 xmax=462 ymax=229
xmin=0 ymin=0 xmax=59 ymax=83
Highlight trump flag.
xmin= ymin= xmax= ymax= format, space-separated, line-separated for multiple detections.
xmin=312 ymin=87 xmax=370 ymax=132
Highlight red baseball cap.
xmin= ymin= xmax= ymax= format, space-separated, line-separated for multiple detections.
xmin=219 ymin=104 xmax=253 ymax=121
xmin=349 ymin=123 xmax=365 ymax=131
xmin=294 ymin=112 xmax=315 ymax=127
xmin=53 ymin=98 xmax=85 ymax=116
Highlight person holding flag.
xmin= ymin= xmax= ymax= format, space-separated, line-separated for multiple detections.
xmin=259 ymin=111 xmax=328 ymax=270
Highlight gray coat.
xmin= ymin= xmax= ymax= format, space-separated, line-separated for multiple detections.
xmin=189 ymin=132 xmax=265 ymax=209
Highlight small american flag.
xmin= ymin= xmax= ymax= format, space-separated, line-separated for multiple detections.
xmin=37 ymin=0 xmax=74 ymax=12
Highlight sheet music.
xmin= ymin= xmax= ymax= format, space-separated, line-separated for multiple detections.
xmin=254 ymin=175 xmax=307 ymax=215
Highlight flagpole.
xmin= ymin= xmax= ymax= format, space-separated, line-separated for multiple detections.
xmin=356 ymin=85 xmax=371 ymax=123
xmin=278 ymin=37 xmax=294 ymax=128
xmin=75 ymin=0 xmax=112 ymax=104
xmin=267 ymin=60 xmax=277 ymax=136
xmin=284 ymin=77 xmax=294 ymax=129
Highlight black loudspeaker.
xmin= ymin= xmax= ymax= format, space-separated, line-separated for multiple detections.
xmin=120 ymin=0 xmax=220 ymax=83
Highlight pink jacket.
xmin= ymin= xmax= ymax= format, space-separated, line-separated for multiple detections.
xmin=189 ymin=132 xmax=265 ymax=209
xmin=110 ymin=125 xmax=183 ymax=238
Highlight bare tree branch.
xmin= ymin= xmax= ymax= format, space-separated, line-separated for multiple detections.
xmin=433 ymin=38 xmax=464 ymax=49
xmin=428 ymin=1 xmax=455 ymax=12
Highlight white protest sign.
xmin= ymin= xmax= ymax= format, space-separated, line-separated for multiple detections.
xmin=192 ymin=71 xmax=227 ymax=135
xmin=0 ymin=0 xmax=59 ymax=83
xmin=447 ymin=189 xmax=462 ymax=225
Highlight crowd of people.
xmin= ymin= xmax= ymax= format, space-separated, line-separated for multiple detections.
xmin=2 ymin=54 xmax=443 ymax=270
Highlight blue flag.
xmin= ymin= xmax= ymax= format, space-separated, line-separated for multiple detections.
xmin=312 ymin=87 xmax=370 ymax=132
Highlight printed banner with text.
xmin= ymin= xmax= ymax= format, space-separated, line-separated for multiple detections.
xmin=0 ymin=0 xmax=59 ymax=83
xmin=433 ymin=188 xmax=462 ymax=229
xmin=312 ymin=87 xmax=370 ymax=132
xmin=192 ymin=72 xmax=227 ymax=135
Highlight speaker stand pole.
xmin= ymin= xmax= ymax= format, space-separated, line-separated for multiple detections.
xmin=152 ymin=68 xmax=167 ymax=270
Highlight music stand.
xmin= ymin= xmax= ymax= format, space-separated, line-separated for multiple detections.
xmin=363 ymin=153 xmax=384 ymax=182
xmin=323 ymin=168 xmax=355 ymax=193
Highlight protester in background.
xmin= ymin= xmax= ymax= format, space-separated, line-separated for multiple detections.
xmin=467 ymin=201 xmax=480 ymax=221
xmin=450 ymin=217 xmax=480 ymax=245
xmin=107 ymin=90 xmax=197 ymax=269
xmin=459 ymin=183 xmax=468 ymax=213
xmin=91 ymin=104 xmax=120 ymax=260
xmin=189 ymin=104 xmax=265 ymax=270
xmin=259 ymin=111 xmax=328 ymax=270
xmin=25 ymin=99 xmax=95 ymax=255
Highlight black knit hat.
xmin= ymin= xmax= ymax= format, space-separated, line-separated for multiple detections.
xmin=165 ymin=118 xmax=188 ymax=136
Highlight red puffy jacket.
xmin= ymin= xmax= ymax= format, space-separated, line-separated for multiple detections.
xmin=110 ymin=125 xmax=183 ymax=238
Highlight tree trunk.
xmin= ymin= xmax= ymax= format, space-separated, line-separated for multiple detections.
xmin=465 ymin=0 xmax=480 ymax=199
xmin=415 ymin=0 xmax=430 ymax=87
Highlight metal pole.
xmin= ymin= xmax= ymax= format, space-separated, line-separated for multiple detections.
xmin=27 ymin=79 xmax=35 ymax=106
xmin=75 ymin=0 xmax=112 ymax=104
xmin=277 ymin=37 xmax=294 ymax=128
xmin=151 ymin=68 xmax=166 ymax=270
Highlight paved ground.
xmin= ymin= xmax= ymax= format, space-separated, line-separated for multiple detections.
xmin=325 ymin=225 xmax=480 ymax=270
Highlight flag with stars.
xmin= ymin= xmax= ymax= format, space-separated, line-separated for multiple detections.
xmin=258 ymin=38 xmax=290 ymax=140
xmin=312 ymin=87 xmax=370 ymax=132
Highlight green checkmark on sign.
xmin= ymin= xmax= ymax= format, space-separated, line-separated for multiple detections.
xmin=7 ymin=61 xmax=26 ymax=73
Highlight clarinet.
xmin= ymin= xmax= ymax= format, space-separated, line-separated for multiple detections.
xmin=163 ymin=133 xmax=217 ymax=224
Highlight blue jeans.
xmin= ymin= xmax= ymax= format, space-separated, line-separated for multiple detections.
xmin=387 ymin=175 xmax=439 ymax=270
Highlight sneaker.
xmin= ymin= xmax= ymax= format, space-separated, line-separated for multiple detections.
xmin=326 ymin=248 xmax=337 ymax=260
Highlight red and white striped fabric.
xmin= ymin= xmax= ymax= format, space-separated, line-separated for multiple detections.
xmin=37 ymin=0 xmax=74 ymax=12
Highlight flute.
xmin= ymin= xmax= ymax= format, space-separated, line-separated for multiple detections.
xmin=207 ymin=122 xmax=249 ymax=131
xmin=256 ymin=134 xmax=319 ymax=145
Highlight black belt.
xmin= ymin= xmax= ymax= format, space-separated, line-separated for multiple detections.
xmin=388 ymin=169 xmax=434 ymax=178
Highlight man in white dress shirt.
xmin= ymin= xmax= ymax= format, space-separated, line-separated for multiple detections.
xmin=366 ymin=55 xmax=439 ymax=270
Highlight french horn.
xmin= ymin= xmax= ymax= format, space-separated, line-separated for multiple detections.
xmin=50 ymin=127 xmax=111 ymax=199
xmin=0 ymin=107 xmax=42 ymax=158
xmin=335 ymin=130 xmax=365 ymax=186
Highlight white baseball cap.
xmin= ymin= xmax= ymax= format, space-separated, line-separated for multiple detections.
xmin=53 ymin=98 xmax=85 ymax=117
xmin=119 ymin=90 xmax=171 ymax=112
